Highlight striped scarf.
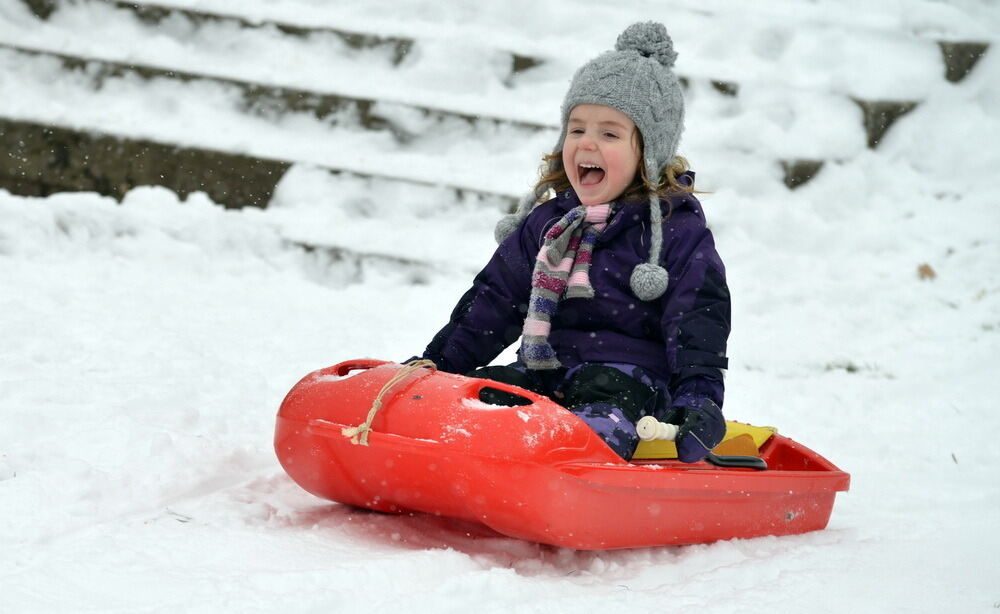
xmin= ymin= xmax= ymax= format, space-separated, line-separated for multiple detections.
xmin=521 ymin=203 xmax=611 ymax=369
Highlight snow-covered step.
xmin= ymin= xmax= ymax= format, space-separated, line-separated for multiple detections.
xmin=111 ymin=0 xmax=414 ymax=65
xmin=122 ymin=0 xmax=999 ymax=86
xmin=0 ymin=40 xmax=863 ymax=202
xmin=0 ymin=41 xmax=550 ymax=144
xmin=127 ymin=0 xmax=997 ymax=97
xmin=0 ymin=41 xmax=848 ymax=209
xmin=267 ymin=165 xmax=503 ymax=273
xmin=5 ymin=0 xmax=990 ymax=205
xmin=3 ymin=0 xmax=564 ymax=127
xmin=0 ymin=45 xmax=550 ymax=199
xmin=1 ymin=115 xmax=506 ymax=272
xmin=3 ymin=0 xmax=917 ymax=158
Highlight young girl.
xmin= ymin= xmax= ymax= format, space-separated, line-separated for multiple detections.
xmin=418 ymin=22 xmax=730 ymax=462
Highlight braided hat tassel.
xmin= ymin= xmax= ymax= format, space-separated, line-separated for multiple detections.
xmin=629 ymin=190 xmax=669 ymax=301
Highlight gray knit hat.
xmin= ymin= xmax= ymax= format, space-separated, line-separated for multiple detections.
xmin=495 ymin=21 xmax=685 ymax=301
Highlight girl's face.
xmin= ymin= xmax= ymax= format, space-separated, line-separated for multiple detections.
xmin=562 ymin=104 xmax=641 ymax=206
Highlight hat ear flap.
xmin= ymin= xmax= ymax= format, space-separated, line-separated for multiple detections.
xmin=497 ymin=135 xmax=565 ymax=244
xmin=495 ymin=189 xmax=544 ymax=243
xmin=494 ymin=212 xmax=524 ymax=244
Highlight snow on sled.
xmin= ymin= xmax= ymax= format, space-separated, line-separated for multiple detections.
xmin=275 ymin=359 xmax=850 ymax=550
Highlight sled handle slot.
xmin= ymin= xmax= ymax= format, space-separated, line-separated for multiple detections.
xmin=331 ymin=359 xmax=389 ymax=377
xmin=705 ymin=453 xmax=768 ymax=470
xmin=466 ymin=379 xmax=544 ymax=408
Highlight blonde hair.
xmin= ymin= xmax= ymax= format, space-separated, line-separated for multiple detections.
xmin=533 ymin=131 xmax=696 ymax=205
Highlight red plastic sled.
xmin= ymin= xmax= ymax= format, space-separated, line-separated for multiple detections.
xmin=275 ymin=360 xmax=850 ymax=550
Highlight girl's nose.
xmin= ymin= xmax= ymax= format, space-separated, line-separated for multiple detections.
xmin=579 ymin=133 xmax=597 ymax=150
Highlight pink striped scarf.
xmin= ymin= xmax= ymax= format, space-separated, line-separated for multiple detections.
xmin=521 ymin=204 xmax=611 ymax=369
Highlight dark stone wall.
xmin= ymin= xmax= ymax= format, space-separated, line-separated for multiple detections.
xmin=0 ymin=119 xmax=289 ymax=208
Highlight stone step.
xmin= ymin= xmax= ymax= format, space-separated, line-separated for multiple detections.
xmin=938 ymin=41 xmax=991 ymax=83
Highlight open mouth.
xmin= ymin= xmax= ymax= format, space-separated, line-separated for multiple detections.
xmin=577 ymin=163 xmax=606 ymax=186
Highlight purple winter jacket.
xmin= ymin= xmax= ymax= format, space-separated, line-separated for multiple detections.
xmin=423 ymin=171 xmax=730 ymax=409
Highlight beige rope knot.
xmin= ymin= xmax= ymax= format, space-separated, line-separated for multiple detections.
xmin=341 ymin=359 xmax=436 ymax=446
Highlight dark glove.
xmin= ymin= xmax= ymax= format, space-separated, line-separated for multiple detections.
xmin=662 ymin=394 xmax=726 ymax=463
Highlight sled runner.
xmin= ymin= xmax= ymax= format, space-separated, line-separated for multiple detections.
xmin=275 ymin=359 xmax=850 ymax=550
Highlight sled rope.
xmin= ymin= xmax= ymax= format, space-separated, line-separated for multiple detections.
xmin=341 ymin=359 xmax=436 ymax=446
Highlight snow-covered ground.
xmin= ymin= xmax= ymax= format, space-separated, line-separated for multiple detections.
xmin=2 ymin=1 xmax=1000 ymax=612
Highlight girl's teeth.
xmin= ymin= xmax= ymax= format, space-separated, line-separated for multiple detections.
xmin=578 ymin=165 xmax=605 ymax=185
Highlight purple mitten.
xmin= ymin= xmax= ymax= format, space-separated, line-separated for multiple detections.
xmin=664 ymin=394 xmax=726 ymax=463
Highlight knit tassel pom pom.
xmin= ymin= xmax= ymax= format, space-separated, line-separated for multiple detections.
xmin=630 ymin=262 xmax=669 ymax=302
xmin=615 ymin=21 xmax=677 ymax=68
xmin=627 ymin=192 xmax=670 ymax=301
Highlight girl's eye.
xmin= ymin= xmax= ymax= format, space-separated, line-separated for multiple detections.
xmin=569 ymin=128 xmax=584 ymax=135
xmin=604 ymin=132 xmax=619 ymax=139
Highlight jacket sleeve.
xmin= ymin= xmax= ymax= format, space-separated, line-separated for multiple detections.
xmin=421 ymin=218 xmax=538 ymax=374
xmin=658 ymin=206 xmax=731 ymax=409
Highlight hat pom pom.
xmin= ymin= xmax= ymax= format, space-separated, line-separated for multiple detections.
xmin=615 ymin=22 xmax=677 ymax=68
xmin=494 ymin=214 xmax=521 ymax=244
xmin=630 ymin=262 xmax=669 ymax=301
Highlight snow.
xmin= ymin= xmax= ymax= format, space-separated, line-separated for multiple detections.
xmin=2 ymin=1 xmax=1000 ymax=612
xmin=462 ymin=399 xmax=514 ymax=411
